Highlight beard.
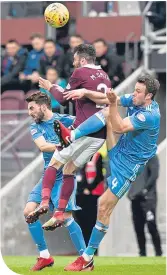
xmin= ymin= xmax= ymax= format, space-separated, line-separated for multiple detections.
xmin=33 ymin=110 xmax=45 ymax=123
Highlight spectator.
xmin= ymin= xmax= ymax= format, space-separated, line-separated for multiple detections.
xmin=62 ymin=34 xmax=84 ymax=80
xmin=39 ymin=39 xmax=64 ymax=78
xmin=19 ymin=33 xmax=44 ymax=92
xmin=40 ymin=67 xmax=67 ymax=110
xmin=128 ymin=155 xmax=162 ymax=257
xmin=75 ymin=144 xmax=107 ymax=246
xmin=1 ymin=39 xmax=28 ymax=93
xmin=93 ymin=38 xmax=125 ymax=88
xmin=147 ymin=1 xmax=166 ymax=31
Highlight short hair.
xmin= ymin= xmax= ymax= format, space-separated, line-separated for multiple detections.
xmin=26 ymin=92 xmax=52 ymax=110
xmin=70 ymin=34 xmax=83 ymax=40
xmin=45 ymin=39 xmax=55 ymax=45
xmin=93 ymin=38 xmax=108 ymax=46
xmin=46 ymin=66 xmax=58 ymax=74
xmin=74 ymin=44 xmax=96 ymax=63
xmin=137 ymin=74 xmax=160 ymax=99
xmin=30 ymin=33 xmax=44 ymax=40
xmin=7 ymin=39 xmax=19 ymax=45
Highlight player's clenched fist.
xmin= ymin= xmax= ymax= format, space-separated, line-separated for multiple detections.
xmin=106 ymin=89 xmax=117 ymax=104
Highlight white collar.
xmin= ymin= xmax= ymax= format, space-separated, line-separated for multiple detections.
xmin=83 ymin=64 xmax=102 ymax=69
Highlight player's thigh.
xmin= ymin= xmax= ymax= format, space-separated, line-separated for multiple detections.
xmin=98 ymin=188 xmax=119 ymax=217
xmin=73 ymin=137 xmax=105 ymax=168
xmin=27 ymin=179 xmax=42 ymax=206
xmin=24 ymin=202 xmax=39 ymax=217
xmin=107 ymin=168 xmax=131 ymax=199
xmin=52 ymin=137 xmax=104 ymax=168
xmin=63 ymin=160 xmax=77 ymax=174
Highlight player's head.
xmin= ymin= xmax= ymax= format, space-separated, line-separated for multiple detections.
xmin=133 ymin=74 xmax=160 ymax=106
xmin=26 ymin=92 xmax=52 ymax=123
xmin=30 ymin=33 xmax=44 ymax=51
xmin=44 ymin=39 xmax=56 ymax=57
xmin=6 ymin=40 xmax=20 ymax=57
xmin=73 ymin=44 xmax=96 ymax=68
xmin=93 ymin=38 xmax=108 ymax=57
xmin=69 ymin=34 xmax=84 ymax=50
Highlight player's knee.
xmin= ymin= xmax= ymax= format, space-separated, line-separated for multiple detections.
xmin=23 ymin=207 xmax=30 ymax=218
xmin=63 ymin=161 xmax=76 ymax=175
xmin=49 ymin=157 xmax=63 ymax=169
xmin=23 ymin=202 xmax=37 ymax=217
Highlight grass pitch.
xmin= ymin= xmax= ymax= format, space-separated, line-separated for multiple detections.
xmin=3 ymin=256 xmax=166 ymax=275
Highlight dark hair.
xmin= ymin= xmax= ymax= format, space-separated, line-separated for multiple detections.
xmin=74 ymin=44 xmax=96 ymax=63
xmin=26 ymin=92 xmax=51 ymax=110
xmin=93 ymin=38 xmax=108 ymax=46
xmin=137 ymin=74 xmax=160 ymax=99
xmin=30 ymin=33 xmax=44 ymax=40
xmin=45 ymin=39 xmax=56 ymax=45
xmin=46 ymin=66 xmax=58 ymax=74
xmin=70 ymin=34 xmax=83 ymax=40
xmin=7 ymin=39 xmax=19 ymax=45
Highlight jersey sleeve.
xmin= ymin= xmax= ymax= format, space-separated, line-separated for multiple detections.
xmin=56 ymin=114 xmax=75 ymax=128
xmin=30 ymin=124 xmax=43 ymax=140
xmin=120 ymin=94 xmax=133 ymax=107
xmin=64 ymin=69 xmax=83 ymax=92
xmin=129 ymin=111 xmax=153 ymax=130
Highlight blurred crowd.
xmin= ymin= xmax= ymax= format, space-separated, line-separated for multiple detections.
xmin=1 ymin=33 xmax=126 ymax=98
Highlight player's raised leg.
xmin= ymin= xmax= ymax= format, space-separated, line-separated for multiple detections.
xmin=54 ymin=108 xmax=108 ymax=146
xmin=42 ymin=160 xmax=77 ymax=229
xmin=27 ymin=157 xmax=63 ymax=222
xmin=24 ymin=202 xmax=54 ymax=271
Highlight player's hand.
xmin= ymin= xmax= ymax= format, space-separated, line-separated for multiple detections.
xmin=63 ymin=89 xmax=86 ymax=100
xmin=39 ymin=77 xmax=53 ymax=91
xmin=106 ymin=89 xmax=117 ymax=104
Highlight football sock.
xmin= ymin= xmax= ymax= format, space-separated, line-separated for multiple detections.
xmin=58 ymin=175 xmax=75 ymax=211
xmin=70 ymin=111 xmax=106 ymax=141
xmin=40 ymin=249 xmax=50 ymax=259
xmin=28 ymin=220 xmax=49 ymax=255
xmin=64 ymin=217 xmax=86 ymax=255
xmin=42 ymin=166 xmax=57 ymax=205
xmin=83 ymin=221 xmax=109 ymax=260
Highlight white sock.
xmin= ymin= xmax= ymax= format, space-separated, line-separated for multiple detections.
xmin=82 ymin=252 xmax=93 ymax=262
xmin=70 ymin=130 xmax=76 ymax=142
xmin=40 ymin=249 xmax=50 ymax=259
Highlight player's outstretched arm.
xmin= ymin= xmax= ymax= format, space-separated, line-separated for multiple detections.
xmin=34 ymin=136 xmax=59 ymax=152
xmin=107 ymin=90 xmax=134 ymax=134
xmin=63 ymin=88 xmax=109 ymax=104
xmin=39 ymin=77 xmax=67 ymax=106
xmin=106 ymin=119 xmax=117 ymax=151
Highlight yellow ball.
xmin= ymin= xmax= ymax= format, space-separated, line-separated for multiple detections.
xmin=44 ymin=3 xmax=69 ymax=28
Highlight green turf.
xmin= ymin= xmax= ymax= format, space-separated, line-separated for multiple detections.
xmin=3 ymin=256 xmax=166 ymax=275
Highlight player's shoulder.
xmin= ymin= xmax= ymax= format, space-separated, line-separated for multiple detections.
xmin=30 ymin=122 xmax=37 ymax=128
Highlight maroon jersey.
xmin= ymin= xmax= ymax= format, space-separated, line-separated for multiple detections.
xmin=50 ymin=64 xmax=111 ymax=139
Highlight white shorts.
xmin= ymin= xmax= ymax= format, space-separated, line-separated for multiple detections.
xmin=53 ymin=136 xmax=105 ymax=168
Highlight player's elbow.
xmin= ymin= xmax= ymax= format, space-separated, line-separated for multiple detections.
xmin=112 ymin=126 xmax=124 ymax=134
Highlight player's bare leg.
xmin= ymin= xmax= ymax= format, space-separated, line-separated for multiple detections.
xmin=27 ymin=157 xmax=64 ymax=223
xmin=42 ymin=161 xmax=77 ymax=230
